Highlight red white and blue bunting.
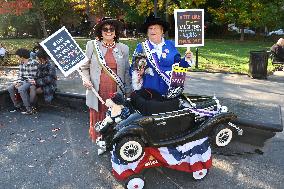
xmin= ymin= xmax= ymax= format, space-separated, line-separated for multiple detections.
xmin=111 ymin=137 xmax=212 ymax=180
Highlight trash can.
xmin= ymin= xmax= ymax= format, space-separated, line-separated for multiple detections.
xmin=249 ymin=50 xmax=268 ymax=79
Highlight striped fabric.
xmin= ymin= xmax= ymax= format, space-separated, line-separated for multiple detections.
xmin=112 ymin=137 xmax=212 ymax=180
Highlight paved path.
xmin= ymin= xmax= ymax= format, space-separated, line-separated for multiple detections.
xmin=0 ymin=106 xmax=283 ymax=189
xmin=185 ymin=71 xmax=284 ymax=105
xmin=1 ymin=67 xmax=284 ymax=188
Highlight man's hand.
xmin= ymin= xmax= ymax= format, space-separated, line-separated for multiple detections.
xmin=83 ymin=80 xmax=93 ymax=89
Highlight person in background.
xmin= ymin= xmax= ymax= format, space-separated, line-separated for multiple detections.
xmin=184 ymin=49 xmax=195 ymax=68
xmin=7 ymin=48 xmax=38 ymax=114
xmin=80 ymin=17 xmax=131 ymax=143
xmin=271 ymin=38 xmax=284 ymax=62
xmin=0 ymin=43 xmax=6 ymax=61
xmin=29 ymin=49 xmax=57 ymax=112
xmin=30 ymin=42 xmax=41 ymax=59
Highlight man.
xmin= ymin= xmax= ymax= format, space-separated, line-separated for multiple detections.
xmin=7 ymin=48 xmax=38 ymax=114
xmin=271 ymin=38 xmax=284 ymax=62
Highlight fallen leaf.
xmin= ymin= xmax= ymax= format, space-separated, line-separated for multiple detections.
xmin=52 ymin=128 xmax=60 ymax=132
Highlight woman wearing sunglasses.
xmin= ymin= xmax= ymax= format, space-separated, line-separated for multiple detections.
xmin=80 ymin=17 xmax=131 ymax=143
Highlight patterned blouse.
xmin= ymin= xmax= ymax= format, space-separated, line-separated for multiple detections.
xmin=35 ymin=61 xmax=57 ymax=102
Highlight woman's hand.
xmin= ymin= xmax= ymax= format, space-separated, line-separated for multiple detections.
xmin=83 ymin=80 xmax=93 ymax=89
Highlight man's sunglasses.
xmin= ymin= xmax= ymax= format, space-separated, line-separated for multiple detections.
xmin=102 ymin=27 xmax=115 ymax=32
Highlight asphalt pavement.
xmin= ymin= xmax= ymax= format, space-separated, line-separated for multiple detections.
xmin=1 ymin=67 xmax=284 ymax=188
xmin=1 ymin=105 xmax=283 ymax=189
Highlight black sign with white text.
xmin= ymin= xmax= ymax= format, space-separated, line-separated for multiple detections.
xmin=40 ymin=27 xmax=88 ymax=76
xmin=174 ymin=9 xmax=204 ymax=47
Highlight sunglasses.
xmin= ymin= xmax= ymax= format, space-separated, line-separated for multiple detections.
xmin=102 ymin=27 xmax=115 ymax=32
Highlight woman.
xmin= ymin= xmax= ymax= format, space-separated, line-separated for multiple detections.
xmin=80 ymin=17 xmax=131 ymax=142
xmin=131 ymin=14 xmax=188 ymax=96
xmin=29 ymin=49 xmax=57 ymax=110
xmin=271 ymin=38 xmax=284 ymax=62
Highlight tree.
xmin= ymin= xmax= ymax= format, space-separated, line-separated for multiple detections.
xmin=0 ymin=0 xmax=32 ymax=15
xmin=208 ymin=0 xmax=284 ymax=41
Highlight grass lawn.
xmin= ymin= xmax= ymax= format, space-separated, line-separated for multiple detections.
xmin=1 ymin=38 xmax=276 ymax=74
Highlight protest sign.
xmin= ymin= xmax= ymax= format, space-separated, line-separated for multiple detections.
xmin=40 ymin=26 xmax=88 ymax=77
xmin=174 ymin=9 xmax=204 ymax=47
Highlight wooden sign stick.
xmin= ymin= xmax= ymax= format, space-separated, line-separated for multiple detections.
xmin=77 ymin=69 xmax=105 ymax=105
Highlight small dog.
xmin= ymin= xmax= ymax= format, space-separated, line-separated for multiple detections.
xmin=132 ymin=53 xmax=153 ymax=90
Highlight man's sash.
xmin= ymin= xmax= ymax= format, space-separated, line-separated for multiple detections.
xmin=141 ymin=41 xmax=171 ymax=87
xmin=93 ymin=40 xmax=125 ymax=93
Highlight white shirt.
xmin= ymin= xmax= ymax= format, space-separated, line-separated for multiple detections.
xmin=0 ymin=47 xmax=6 ymax=56
xmin=149 ymin=38 xmax=165 ymax=59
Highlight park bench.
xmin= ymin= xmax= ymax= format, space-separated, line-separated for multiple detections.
xmin=269 ymin=50 xmax=284 ymax=66
xmin=0 ymin=50 xmax=16 ymax=66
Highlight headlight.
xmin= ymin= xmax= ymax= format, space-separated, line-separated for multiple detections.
xmin=221 ymin=106 xmax=228 ymax=112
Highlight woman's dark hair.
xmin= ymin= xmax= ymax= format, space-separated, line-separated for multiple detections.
xmin=15 ymin=48 xmax=30 ymax=59
xmin=32 ymin=42 xmax=42 ymax=52
xmin=36 ymin=49 xmax=49 ymax=60
xmin=94 ymin=23 xmax=120 ymax=42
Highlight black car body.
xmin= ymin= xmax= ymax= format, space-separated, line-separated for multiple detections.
xmin=97 ymin=93 xmax=242 ymax=163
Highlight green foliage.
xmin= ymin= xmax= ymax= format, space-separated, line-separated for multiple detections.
xmin=178 ymin=39 xmax=274 ymax=74
xmin=208 ymin=0 xmax=284 ymax=30
xmin=1 ymin=38 xmax=276 ymax=75
xmin=122 ymin=0 xmax=206 ymax=16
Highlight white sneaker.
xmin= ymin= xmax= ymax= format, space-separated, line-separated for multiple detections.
xmin=98 ymin=148 xmax=106 ymax=155
xmin=97 ymin=140 xmax=106 ymax=148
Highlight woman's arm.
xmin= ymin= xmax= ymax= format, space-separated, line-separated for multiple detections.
xmin=123 ymin=45 xmax=132 ymax=95
xmin=79 ymin=41 xmax=93 ymax=89
xmin=79 ymin=41 xmax=93 ymax=81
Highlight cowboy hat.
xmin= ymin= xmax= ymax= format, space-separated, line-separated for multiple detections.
xmin=141 ymin=13 xmax=169 ymax=33
xmin=92 ymin=17 xmax=123 ymax=37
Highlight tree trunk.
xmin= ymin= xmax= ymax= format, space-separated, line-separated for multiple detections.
xmin=240 ymin=26 xmax=244 ymax=41
xmin=86 ymin=0 xmax=90 ymax=18
xmin=38 ymin=9 xmax=48 ymax=38
xmin=32 ymin=0 xmax=48 ymax=38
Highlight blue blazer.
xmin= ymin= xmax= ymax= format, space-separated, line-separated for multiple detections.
xmin=131 ymin=40 xmax=188 ymax=95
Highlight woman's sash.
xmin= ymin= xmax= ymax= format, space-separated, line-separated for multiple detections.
xmin=141 ymin=40 xmax=171 ymax=87
xmin=93 ymin=40 xmax=125 ymax=94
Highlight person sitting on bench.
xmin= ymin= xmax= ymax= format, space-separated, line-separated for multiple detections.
xmin=7 ymin=48 xmax=39 ymax=114
xmin=0 ymin=43 xmax=6 ymax=61
xmin=271 ymin=38 xmax=284 ymax=62
xmin=29 ymin=49 xmax=57 ymax=111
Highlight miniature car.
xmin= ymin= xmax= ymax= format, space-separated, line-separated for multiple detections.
xmin=96 ymin=93 xmax=243 ymax=163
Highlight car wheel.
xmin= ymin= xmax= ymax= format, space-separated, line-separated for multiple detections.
xmin=193 ymin=169 xmax=208 ymax=180
xmin=116 ymin=137 xmax=145 ymax=163
xmin=125 ymin=176 xmax=145 ymax=189
xmin=214 ymin=124 xmax=233 ymax=147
